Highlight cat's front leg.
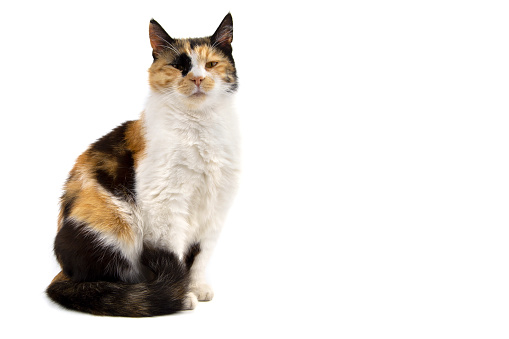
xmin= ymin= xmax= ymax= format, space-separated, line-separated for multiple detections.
xmin=188 ymin=230 xmax=220 ymax=301
xmin=189 ymin=254 xmax=215 ymax=301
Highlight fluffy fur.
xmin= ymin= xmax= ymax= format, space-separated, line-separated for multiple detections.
xmin=46 ymin=13 xmax=240 ymax=317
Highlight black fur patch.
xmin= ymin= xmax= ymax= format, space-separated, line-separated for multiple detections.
xmin=89 ymin=122 xmax=136 ymax=201
xmin=54 ymin=218 xmax=133 ymax=282
xmin=94 ymin=155 xmax=135 ymax=198
xmin=188 ymin=37 xmax=211 ymax=50
xmin=184 ymin=243 xmax=201 ymax=269
xmin=172 ymin=53 xmax=192 ymax=77
xmin=47 ymin=246 xmax=190 ymax=317
xmin=61 ymin=194 xmax=76 ymax=219
xmin=91 ymin=122 xmax=130 ymax=154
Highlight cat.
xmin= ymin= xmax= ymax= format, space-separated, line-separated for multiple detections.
xmin=46 ymin=13 xmax=240 ymax=317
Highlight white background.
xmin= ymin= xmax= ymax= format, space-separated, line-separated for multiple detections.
xmin=1 ymin=0 xmax=508 ymax=338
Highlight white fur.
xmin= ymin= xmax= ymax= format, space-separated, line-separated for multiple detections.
xmin=136 ymin=76 xmax=240 ymax=293
xmin=189 ymin=51 xmax=206 ymax=79
xmin=108 ymin=193 xmax=145 ymax=280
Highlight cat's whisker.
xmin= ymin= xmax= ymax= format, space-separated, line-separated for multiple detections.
xmin=163 ymin=45 xmax=180 ymax=56
xmin=156 ymin=34 xmax=180 ymax=55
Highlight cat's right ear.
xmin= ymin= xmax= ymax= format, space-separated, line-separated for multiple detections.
xmin=149 ymin=19 xmax=174 ymax=59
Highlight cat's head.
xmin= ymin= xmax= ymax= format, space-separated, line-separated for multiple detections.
xmin=148 ymin=13 xmax=237 ymax=111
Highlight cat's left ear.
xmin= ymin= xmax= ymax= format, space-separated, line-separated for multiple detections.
xmin=149 ymin=19 xmax=175 ymax=58
xmin=211 ymin=13 xmax=233 ymax=52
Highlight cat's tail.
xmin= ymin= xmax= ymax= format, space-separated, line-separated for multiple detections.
xmin=46 ymin=247 xmax=192 ymax=317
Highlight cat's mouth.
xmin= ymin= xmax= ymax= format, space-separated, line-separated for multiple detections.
xmin=190 ymin=89 xmax=207 ymax=98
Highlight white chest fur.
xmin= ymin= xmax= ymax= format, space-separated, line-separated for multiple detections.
xmin=136 ymin=94 xmax=240 ymax=256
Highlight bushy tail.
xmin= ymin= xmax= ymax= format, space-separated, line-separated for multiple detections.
xmin=46 ymin=248 xmax=190 ymax=317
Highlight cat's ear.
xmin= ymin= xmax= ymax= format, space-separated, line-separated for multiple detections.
xmin=211 ymin=13 xmax=233 ymax=51
xmin=149 ymin=19 xmax=175 ymax=58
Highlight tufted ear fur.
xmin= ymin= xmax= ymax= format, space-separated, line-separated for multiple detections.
xmin=149 ymin=19 xmax=175 ymax=58
xmin=211 ymin=13 xmax=233 ymax=53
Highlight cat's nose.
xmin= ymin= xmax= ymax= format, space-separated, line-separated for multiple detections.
xmin=192 ymin=76 xmax=205 ymax=87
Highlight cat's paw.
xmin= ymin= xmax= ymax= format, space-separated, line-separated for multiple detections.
xmin=182 ymin=292 xmax=198 ymax=310
xmin=190 ymin=283 xmax=214 ymax=301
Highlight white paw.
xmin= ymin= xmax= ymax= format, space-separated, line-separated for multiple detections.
xmin=182 ymin=292 xmax=198 ymax=310
xmin=190 ymin=283 xmax=214 ymax=301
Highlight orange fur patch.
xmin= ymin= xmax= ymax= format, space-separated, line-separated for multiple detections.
xmin=126 ymin=118 xmax=146 ymax=168
xmin=70 ymin=180 xmax=135 ymax=244
xmin=58 ymin=161 xmax=85 ymax=231
xmin=148 ymin=58 xmax=181 ymax=91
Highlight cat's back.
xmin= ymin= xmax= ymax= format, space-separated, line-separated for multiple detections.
xmin=59 ymin=119 xmax=146 ymax=219
xmin=56 ymin=120 xmax=146 ymax=281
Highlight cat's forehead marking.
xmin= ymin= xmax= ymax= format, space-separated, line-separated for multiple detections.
xmin=178 ymin=41 xmax=210 ymax=58
xmin=190 ymin=47 xmax=207 ymax=64
xmin=180 ymin=40 xmax=192 ymax=53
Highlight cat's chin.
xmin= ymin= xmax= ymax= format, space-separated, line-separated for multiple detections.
xmin=185 ymin=89 xmax=211 ymax=104
xmin=179 ymin=91 xmax=214 ymax=111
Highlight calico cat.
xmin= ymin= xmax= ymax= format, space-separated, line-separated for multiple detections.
xmin=46 ymin=13 xmax=240 ymax=317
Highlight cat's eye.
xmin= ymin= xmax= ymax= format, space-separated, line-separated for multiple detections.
xmin=206 ymin=61 xmax=218 ymax=68
xmin=170 ymin=64 xmax=185 ymax=71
